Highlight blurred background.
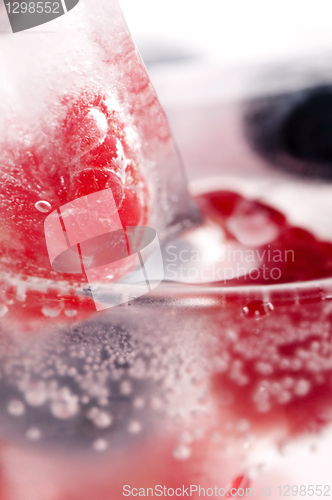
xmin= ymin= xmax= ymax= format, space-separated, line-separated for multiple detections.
xmin=120 ymin=0 xmax=332 ymax=68
xmin=119 ymin=0 xmax=332 ymax=239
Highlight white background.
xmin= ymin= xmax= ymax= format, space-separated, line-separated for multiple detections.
xmin=119 ymin=0 xmax=332 ymax=67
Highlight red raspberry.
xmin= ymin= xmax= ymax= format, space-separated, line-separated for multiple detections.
xmin=0 ymin=90 xmax=148 ymax=322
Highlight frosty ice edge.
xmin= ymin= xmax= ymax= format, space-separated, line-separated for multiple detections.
xmin=44 ymin=188 xmax=164 ymax=311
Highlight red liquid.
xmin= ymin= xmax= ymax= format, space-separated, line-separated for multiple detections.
xmin=195 ymin=190 xmax=332 ymax=285
xmin=195 ymin=190 xmax=332 ymax=435
xmin=0 ymin=187 xmax=330 ymax=498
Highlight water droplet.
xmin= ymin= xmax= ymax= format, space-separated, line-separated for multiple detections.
xmin=150 ymin=397 xmax=163 ymax=410
xmin=50 ymin=387 xmax=79 ymax=419
xmin=257 ymin=401 xmax=271 ymax=413
xmin=98 ymin=397 xmax=108 ymax=407
xmin=26 ymin=427 xmax=41 ymax=440
xmin=242 ymin=301 xmax=274 ymax=320
xmin=0 ymin=304 xmax=8 ymax=317
xmin=42 ymin=307 xmax=61 ymax=318
xmin=173 ymin=445 xmax=191 ymax=460
xmin=236 ymin=419 xmax=250 ymax=433
xmin=35 ymin=201 xmax=52 ymax=213
xmin=93 ymin=438 xmax=108 ymax=452
xmin=65 ymin=310 xmax=77 ymax=318
xmin=133 ymin=397 xmax=145 ymax=409
xmin=277 ymin=390 xmax=291 ymax=404
xmin=24 ymin=381 xmax=47 ymax=407
xmin=180 ymin=431 xmax=193 ymax=444
xmin=87 ymin=407 xmax=99 ymax=420
xmin=282 ymin=377 xmax=294 ymax=389
xmin=94 ymin=411 xmax=113 ymax=429
xmin=294 ymin=379 xmax=311 ymax=396
xmin=255 ymin=362 xmax=274 ymax=375
xmin=119 ymin=380 xmax=132 ymax=396
xmin=7 ymin=399 xmax=25 ymax=416
xmin=128 ymin=420 xmax=141 ymax=434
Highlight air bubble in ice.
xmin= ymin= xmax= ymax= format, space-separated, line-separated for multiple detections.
xmin=173 ymin=445 xmax=191 ymax=460
xmin=0 ymin=304 xmax=8 ymax=318
xmin=35 ymin=201 xmax=52 ymax=213
xmin=128 ymin=420 xmax=141 ymax=434
xmin=7 ymin=399 xmax=25 ymax=416
xmin=42 ymin=307 xmax=61 ymax=318
xmin=93 ymin=438 xmax=108 ymax=452
xmin=26 ymin=427 xmax=41 ymax=441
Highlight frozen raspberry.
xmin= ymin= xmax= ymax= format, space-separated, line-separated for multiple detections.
xmin=0 ymin=90 xmax=148 ymax=321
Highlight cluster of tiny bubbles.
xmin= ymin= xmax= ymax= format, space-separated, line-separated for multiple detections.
xmin=208 ymin=297 xmax=332 ymax=416
xmin=0 ymin=307 xmax=210 ymax=457
xmin=34 ymin=200 xmax=52 ymax=213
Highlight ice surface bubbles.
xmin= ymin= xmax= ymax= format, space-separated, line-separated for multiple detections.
xmin=0 ymin=311 xmax=208 ymax=455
